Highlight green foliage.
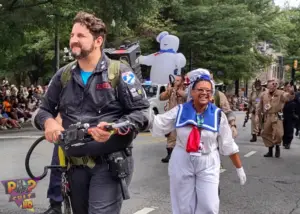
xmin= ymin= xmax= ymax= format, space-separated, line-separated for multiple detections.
xmin=0 ymin=0 xmax=299 ymax=85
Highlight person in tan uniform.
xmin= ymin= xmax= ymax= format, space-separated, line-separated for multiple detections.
xmin=247 ymin=79 xmax=264 ymax=142
xmin=159 ymin=75 xmax=186 ymax=162
xmin=210 ymin=74 xmax=238 ymax=138
xmin=256 ymin=78 xmax=294 ymax=158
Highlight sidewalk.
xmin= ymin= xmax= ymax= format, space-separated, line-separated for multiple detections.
xmin=0 ymin=123 xmax=42 ymax=139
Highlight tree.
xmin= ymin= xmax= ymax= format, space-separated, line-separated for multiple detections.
xmin=173 ymin=2 xmax=271 ymax=82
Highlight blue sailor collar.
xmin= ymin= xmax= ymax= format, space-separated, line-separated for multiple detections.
xmin=175 ymin=101 xmax=221 ymax=132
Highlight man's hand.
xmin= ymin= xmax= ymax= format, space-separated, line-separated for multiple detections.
xmin=167 ymin=83 xmax=173 ymax=92
xmin=176 ymin=89 xmax=186 ymax=97
xmin=44 ymin=118 xmax=65 ymax=143
xmin=90 ymin=122 xmax=114 ymax=143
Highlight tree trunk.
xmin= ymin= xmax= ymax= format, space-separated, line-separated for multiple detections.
xmin=235 ymin=80 xmax=239 ymax=96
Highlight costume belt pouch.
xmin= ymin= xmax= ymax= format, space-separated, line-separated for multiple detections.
xmin=62 ymin=133 xmax=135 ymax=157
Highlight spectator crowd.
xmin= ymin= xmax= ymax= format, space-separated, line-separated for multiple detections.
xmin=0 ymin=79 xmax=47 ymax=130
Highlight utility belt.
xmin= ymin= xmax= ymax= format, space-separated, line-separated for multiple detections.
xmin=67 ymin=147 xmax=132 ymax=169
xmin=67 ymin=147 xmax=132 ymax=200
xmin=264 ymin=112 xmax=284 ymax=121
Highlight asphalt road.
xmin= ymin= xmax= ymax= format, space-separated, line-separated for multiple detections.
xmin=0 ymin=112 xmax=300 ymax=214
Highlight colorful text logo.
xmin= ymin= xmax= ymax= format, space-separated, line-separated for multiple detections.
xmin=1 ymin=178 xmax=38 ymax=212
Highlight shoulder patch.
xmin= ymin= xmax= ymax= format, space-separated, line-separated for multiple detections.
xmin=122 ymin=71 xmax=135 ymax=85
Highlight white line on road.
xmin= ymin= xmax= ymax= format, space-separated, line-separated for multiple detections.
xmin=220 ymin=169 xmax=226 ymax=173
xmin=244 ymin=151 xmax=257 ymax=157
xmin=0 ymin=136 xmax=40 ymax=139
xmin=133 ymin=207 xmax=157 ymax=214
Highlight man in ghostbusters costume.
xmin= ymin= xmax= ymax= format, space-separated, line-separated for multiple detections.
xmin=159 ymin=74 xmax=187 ymax=162
xmin=247 ymin=79 xmax=264 ymax=142
xmin=256 ymin=78 xmax=295 ymax=158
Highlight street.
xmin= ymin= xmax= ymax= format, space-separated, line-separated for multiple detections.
xmin=0 ymin=112 xmax=300 ymax=214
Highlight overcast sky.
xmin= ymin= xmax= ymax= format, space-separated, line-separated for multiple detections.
xmin=274 ymin=0 xmax=300 ymax=7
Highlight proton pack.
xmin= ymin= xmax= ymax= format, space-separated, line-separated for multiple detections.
xmin=104 ymin=41 xmax=143 ymax=81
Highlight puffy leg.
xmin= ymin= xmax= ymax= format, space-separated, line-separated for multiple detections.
xmin=169 ymin=146 xmax=196 ymax=214
xmin=194 ymin=151 xmax=220 ymax=214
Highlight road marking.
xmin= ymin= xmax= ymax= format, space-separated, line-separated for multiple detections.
xmin=0 ymin=136 xmax=40 ymax=139
xmin=244 ymin=151 xmax=257 ymax=157
xmin=133 ymin=207 xmax=156 ymax=214
xmin=139 ymin=132 xmax=152 ymax=136
xmin=220 ymin=169 xmax=226 ymax=173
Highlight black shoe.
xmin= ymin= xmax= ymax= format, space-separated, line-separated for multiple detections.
xmin=275 ymin=145 xmax=280 ymax=158
xmin=257 ymin=130 xmax=261 ymax=136
xmin=264 ymin=147 xmax=273 ymax=157
xmin=43 ymin=205 xmax=62 ymax=214
xmin=161 ymin=148 xmax=173 ymax=163
xmin=250 ymin=134 xmax=257 ymax=142
xmin=284 ymin=144 xmax=290 ymax=149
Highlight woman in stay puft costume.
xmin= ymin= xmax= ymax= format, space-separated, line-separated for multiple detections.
xmin=148 ymin=71 xmax=246 ymax=214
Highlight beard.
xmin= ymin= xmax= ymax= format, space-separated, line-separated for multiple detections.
xmin=70 ymin=42 xmax=95 ymax=60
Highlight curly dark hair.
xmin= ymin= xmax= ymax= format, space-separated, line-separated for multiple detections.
xmin=73 ymin=11 xmax=107 ymax=46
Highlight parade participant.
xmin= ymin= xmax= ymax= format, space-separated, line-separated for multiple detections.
xmin=186 ymin=69 xmax=238 ymax=138
xmin=32 ymin=11 xmax=149 ymax=214
xmin=159 ymin=74 xmax=186 ymax=163
xmin=149 ymin=72 xmax=246 ymax=214
xmin=256 ymin=78 xmax=294 ymax=158
xmin=282 ymin=82 xmax=297 ymax=149
xmin=136 ymin=31 xmax=186 ymax=84
xmin=247 ymin=79 xmax=264 ymax=142
xmin=295 ymin=89 xmax=300 ymax=137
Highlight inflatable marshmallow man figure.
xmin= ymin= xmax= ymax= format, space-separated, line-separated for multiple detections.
xmin=136 ymin=31 xmax=186 ymax=84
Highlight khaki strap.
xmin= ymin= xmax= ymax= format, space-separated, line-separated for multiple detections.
xmin=68 ymin=156 xmax=96 ymax=169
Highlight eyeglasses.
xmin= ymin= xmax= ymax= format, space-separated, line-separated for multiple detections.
xmin=193 ymin=88 xmax=212 ymax=94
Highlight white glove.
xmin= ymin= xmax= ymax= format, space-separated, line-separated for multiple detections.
xmin=236 ymin=167 xmax=246 ymax=185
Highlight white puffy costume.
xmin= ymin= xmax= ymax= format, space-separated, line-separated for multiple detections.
xmin=136 ymin=31 xmax=186 ymax=84
xmin=149 ymin=73 xmax=246 ymax=214
xmin=186 ymin=68 xmax=214 ymax=101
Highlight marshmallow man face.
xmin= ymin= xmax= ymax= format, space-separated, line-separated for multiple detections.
xmin=160 ymin=35 xmax=179 ymax=52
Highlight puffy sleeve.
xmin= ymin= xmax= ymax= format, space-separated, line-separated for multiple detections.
xmin=150 ymin=106 xmax=179 ymax=137
xmin=217 ymin=111 xmax=239 ymax=156
xmin=137 ymin=54 xmax=156 ymax=66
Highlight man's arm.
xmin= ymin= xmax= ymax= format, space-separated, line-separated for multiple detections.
xmin=247 ymin=92 xmax=253 ymax=113
xmin=116 ymin=64 xmax=150 ymax=133
xmin=159 ymin=87 xmax=171 ymax=101
xmin=32 ymin=70 xmax=63 ymax=130
xmin=256 ymin=93 xmax=264 ymax=121
xmin=281 ymin=90 xmax=295 ymax=103
xmin=218 ymin=91 xmax=236 ymax=124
